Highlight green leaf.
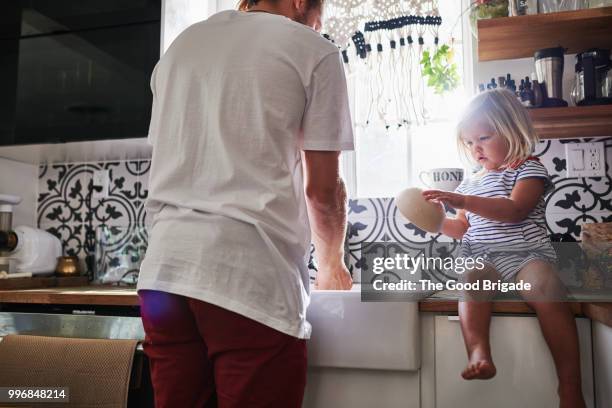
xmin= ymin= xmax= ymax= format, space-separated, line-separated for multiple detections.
xmin=419 ymin=43 xmax=460 ymax=95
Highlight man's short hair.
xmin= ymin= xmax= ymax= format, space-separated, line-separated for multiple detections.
xmin=238 ymin=0 xmax=323 ymax=12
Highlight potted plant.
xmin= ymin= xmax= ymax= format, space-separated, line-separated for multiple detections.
xmin=469 ymin=0 xmax=509 ymax=38
xmin=420 ymin=44 xmax=460 ymax=95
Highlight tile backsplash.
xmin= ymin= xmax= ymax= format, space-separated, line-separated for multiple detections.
xmin=37 ymin=161 xmax=150 ymax=280
xmin=37 ymin=137 xmax=611 ymax=284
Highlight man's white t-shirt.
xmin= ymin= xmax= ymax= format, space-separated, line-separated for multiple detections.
xmin=137 ymin=10 xmax=354 ymax=339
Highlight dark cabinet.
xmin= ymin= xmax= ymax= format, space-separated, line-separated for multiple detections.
xmin=0 ymin=0 xmax=161 ymax=146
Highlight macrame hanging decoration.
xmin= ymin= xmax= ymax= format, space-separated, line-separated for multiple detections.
xmin=322 ymin=0 xmax=441 ymax=129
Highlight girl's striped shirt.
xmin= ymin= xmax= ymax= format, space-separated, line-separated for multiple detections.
xmin=455 ymin=159 xmax=553 ymax=244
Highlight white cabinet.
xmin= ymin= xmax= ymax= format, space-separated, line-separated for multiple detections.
xmin=434 ymin=315 xmax=594 ymax=408
xmin=306 ymin=287 xmax=419 ymax=371
xmin=593 ymin=321 xmax=612 ymax=408
xmin=303 ymin=368 xmax=420 ymax=408
xmin=302 ymin=286 xmax=421 ymax=408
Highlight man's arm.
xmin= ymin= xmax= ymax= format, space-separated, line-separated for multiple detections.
xmin=302 ymin=150 xmax=352 ymax=290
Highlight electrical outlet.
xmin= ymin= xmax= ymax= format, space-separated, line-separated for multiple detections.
xmin=587 ymin=145 xmax=602 ymax=171
xmin=566 ymin=142 xmax=606 ymax=178
xmin=92 ymin=169 xmax=110 ymax=200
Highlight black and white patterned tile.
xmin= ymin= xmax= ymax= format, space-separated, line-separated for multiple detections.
xmin=344 ymin=137 xmax=612 ymax=281
xmin=538 ymin=138 xmax=612 ymax=216
xmin=85 ymin=161 xmax=148 ymax=227
xmin=38 ymin=163 xmax=91 ymax=274
xmin=38 ymin=164 xmax=90 ymax=226
xmin=546 ymin=211 xmax=612 ymax=241
xmin=386 ymin=213 xmax=441 ymax=244
xmin=38 ymin=160 xmax=149 ymax=281
xmin=41 ymin=222 xmax=86 ymax=258
xmin=94 ymin=224 xmax=148 ymax=285
xmin=346 ymin=216 xmax=386 ymax=245
xmin=134 ymin=160 xmax=151 ymax=226
xmin=546 ymin=179 xmax=611 ymax=215
xmin=539 ymin=137 xmax=612 ymax=239
xmin=36 ymin=138 xmax=611 ymax=284
xmin=345 ymin=203 xmax=387 ymax=283
xmin=344 ymin=247 xmax=363 ymax=282
xmin=348 ymin=198 xmax=389 ymax=219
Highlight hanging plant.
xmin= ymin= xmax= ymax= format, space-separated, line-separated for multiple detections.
xmin=468 ymin=0 xmax=509 ymax=38
xmin=420 ymin=44 xmax=460 ymax=95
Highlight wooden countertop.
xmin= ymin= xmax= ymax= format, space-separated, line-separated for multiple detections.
xmin=0 ymin=286 xmax=140 ymax=306
xmin=0 ymin=286 xmax=610 ymax=327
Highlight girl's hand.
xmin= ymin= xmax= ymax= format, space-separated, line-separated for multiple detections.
xmin=422 ymin=190 xmax=467 ymax=209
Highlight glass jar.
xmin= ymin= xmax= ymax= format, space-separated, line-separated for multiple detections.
xmin=588 ymin=0 xmax=612 ymax=8
xmin=539 ymin=0 xmax=588 ymax=13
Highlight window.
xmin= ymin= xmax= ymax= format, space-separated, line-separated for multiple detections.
xmin=210 ymin=0 xmax=473 ymax=198
xmin=342 ymin=0 xmax=473 ymax=198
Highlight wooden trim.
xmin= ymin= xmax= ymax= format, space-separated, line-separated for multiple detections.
xmin=529 ymin=106 xmax=612 ymax=139
xmin=0 ymin=288 xmax=606 ymax=326
xmin=0 ymin=286 xmax=140 ymax=306
xmin=477 ymin=7 xmax=612 ymax=61
xmin=419 ymin=300 xmax=583 ymax=315
xmin=0 ymin=276 xmax=89 ymax=290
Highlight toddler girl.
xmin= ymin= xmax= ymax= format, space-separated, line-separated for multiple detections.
xmin=423 ymin=89 xmax=586 ymax=408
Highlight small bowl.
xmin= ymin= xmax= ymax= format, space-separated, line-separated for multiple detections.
xmin=55 ymin=256 xmax=81 ymax=277
xmin=395 ymin=187 xmax=445 ymax=233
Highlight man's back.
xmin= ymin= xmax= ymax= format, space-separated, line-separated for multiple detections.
xmin=138 ymin=10 xmax=353 ymax=338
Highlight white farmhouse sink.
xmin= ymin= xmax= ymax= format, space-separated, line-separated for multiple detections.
xmin=306 ymin=284 xmax=421 ymax=371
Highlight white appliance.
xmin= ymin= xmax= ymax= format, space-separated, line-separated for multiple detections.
xmin=0 ymin=194 xmax=62 ymax=275
xmin=0 ymin=194 xmax=22 ymax=274
xmin=10 ymin=226 xmax=62 ymax=275
xmin=303 ymin=285 xmax=422 ymax=408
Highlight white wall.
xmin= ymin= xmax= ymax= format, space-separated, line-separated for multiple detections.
xmin=0 ymin=158 xmax=37 ymax=227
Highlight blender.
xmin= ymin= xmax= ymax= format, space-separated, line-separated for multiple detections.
xmin=572 ymin=48 xmax=612 ymax=106
xmin=534 ymin=47 xmax=569 ymax=107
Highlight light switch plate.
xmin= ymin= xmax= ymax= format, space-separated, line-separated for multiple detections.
xmin=92 ymin=169 xmax=110 ymax=200
xmin=566 ymin=142 xmax=606 ymax=178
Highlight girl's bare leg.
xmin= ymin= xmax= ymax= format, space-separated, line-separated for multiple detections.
xmin=458 ymin=265 xmax=500 ymax=380
xmin=517 ymin=260 xmax=586 ymax=408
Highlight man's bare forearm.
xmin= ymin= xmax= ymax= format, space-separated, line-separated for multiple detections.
xmin=306 ymin=177 xmax=347 ymax=270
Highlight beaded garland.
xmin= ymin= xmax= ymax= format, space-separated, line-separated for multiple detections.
xmin=321 ymin=0 xmax=443 ymax=129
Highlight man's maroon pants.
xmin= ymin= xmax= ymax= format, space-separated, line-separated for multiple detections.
xmin=138 ymin=290 xmax=307 ymax=408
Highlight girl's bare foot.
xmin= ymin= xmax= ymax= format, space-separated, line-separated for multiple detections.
xmin=461 ymin=350 xmax=497 ymax=380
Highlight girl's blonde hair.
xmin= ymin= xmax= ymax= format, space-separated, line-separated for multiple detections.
xmin=456 ymin=88 xmax=539 ymax=169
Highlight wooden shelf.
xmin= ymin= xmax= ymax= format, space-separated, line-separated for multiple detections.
xmin=528 ymin=105 xmax=612 ymax=139
xmin=477 ymin=7 xmax=612 ymax=61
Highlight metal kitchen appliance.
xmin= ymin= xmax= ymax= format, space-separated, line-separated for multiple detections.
xmin=534 ymin=47 xmax=568 ymax=107
xmin=572 ymin=48 xmax=612 ymax=106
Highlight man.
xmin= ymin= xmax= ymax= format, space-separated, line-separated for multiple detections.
xmin=137 ymin=0 xmax=354 ymax=405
